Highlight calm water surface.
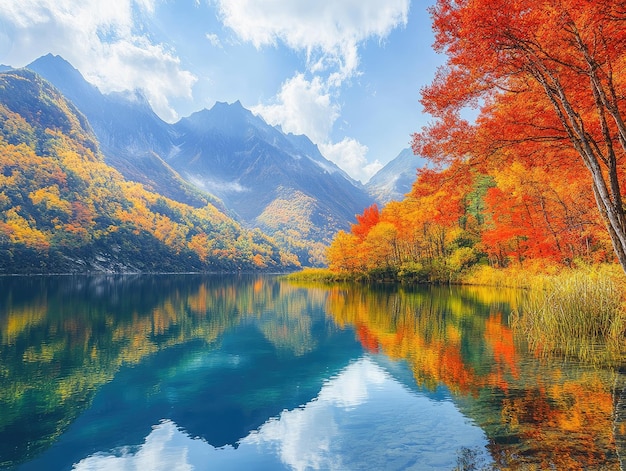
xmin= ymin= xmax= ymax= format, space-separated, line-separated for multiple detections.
xmin=0 ymin=274 xmax=624 ymax=470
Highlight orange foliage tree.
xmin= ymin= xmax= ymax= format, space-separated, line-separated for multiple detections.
xmin=327 ymin=162 xmax=483 ymax=280
xmin=351 ymin=204 xmax=380 ymax=241
xmin=413 ymin=0 xmax=626 ymax=273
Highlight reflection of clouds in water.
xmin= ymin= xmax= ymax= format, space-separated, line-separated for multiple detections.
xmin=319 ymin=356 xmax=388 ymax=408
xmin=72 ymin=357 xmax=491 ymax=471
xmin=73 ymin=420 xmax=193 ymax=471
xmin=244 ymin=357 xmax=388 ymax=470
xmin=248 ymin=405 xmax=339 ymax=471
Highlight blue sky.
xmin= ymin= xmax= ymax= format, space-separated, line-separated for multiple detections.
xmin=0 ymin=0 xmax=443 ymax=182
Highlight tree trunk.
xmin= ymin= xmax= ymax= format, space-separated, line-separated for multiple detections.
xmin=530 ymin=59 xmax=626 ymax=272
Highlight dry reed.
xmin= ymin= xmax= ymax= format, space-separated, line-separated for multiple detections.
xmin=510 ymin=264 xmax=626 ymax=364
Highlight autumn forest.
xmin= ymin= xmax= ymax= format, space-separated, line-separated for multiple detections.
xmin=1 ymin=0 xmax=626 ymax=285
xmin=0 ymin=70 xmax=299 ymax=273
xmin=327 ymin=0 xmax=626 ymax=283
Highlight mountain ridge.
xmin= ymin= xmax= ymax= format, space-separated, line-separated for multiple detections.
xmin=168 ymin=100 xmax=375 ymax=264
xmin=26 ymin=54 xmax=213 ymax=210
xmin=0 ymin=68 xmax=299 ymax=273
xmin=23 ymin=54 xmax=378 ymax=265
xmin=366 ymin=147 xmax=428 ymax=204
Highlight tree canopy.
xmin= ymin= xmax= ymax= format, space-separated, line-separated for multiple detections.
xmin=413 ymin=0 xmax=626 ymax=272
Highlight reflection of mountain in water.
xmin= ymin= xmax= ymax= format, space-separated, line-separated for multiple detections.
xmin=21 ymin=309 xmax=362 ymax=470
xmin=68 ymin=356 xmax=492 ymax=471
xmin=5 ymin=276 xmax=623 ymax=470
xmin=1 ymin=275 xmax=365 ymax=469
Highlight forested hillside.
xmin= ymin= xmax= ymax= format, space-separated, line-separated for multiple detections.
xmin=0 ymin=69 xmax=299 ymax=273
xmin=27 ymin=54 xmax=213 ymax=209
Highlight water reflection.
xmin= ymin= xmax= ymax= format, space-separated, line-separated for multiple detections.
xmin=1 ymin=275 xmax=357 ymax=468
xmin=70 ymin=357 xmax=490 ymax=471
xmin=321 ymin=282 xmax=622 ymax=470
xmin=0 ymin=275 xmax=623 ymax=470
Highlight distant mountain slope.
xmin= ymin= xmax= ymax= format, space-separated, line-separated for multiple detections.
xmin=169 ymin=101 xmax=375 ymax=265
xmin=26 ymin=54 xmax=212 ymax=209
xmin=0 ymin=69 xmax=298 ymax=274
xmin=366 ymin=148 xmax=427 ymax=204
xmin=25 ymin=55 xmax=376 ymax=266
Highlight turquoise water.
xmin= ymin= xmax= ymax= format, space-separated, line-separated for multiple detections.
xmin=0 ymin=275 xmax=622 ymax=470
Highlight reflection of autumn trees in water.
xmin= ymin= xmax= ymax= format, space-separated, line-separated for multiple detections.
xmin=495 ymin=375 xmax=617 ymax=469
xmin=323 ymin=283 xmax=621 ymax=470
xmin=2 ymin=277 xmax=623 ymax=469
xmin=326 ymin=285 xmax=519 ymax=393
xmin=0 ymin=275 xmax=328 ymax=466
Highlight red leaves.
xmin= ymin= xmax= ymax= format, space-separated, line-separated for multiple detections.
xmin=351 ymin=204 xmax=380 ymax=241
xmin=416 ymin=0 xmax=626 ymax=271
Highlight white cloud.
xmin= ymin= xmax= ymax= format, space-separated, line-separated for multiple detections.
xmin=205 ymin=33 xmax=223 ymax=48
xmin=252 ymin=74 xmax=379 ymax=182
xmin=215 ymin=0 xmax=409 ymax=81
xmin=0 ymin=0 xmax=196 ymax=122
xmin=86 ymin=39 xmax=196 ymax=122
xmin=217 ymin=0 xmax=408 ymax=180
xmin=252 ymin=73 xmax=339 ymax=144
xmin=320 ymin=138 xmax=382 ymax=184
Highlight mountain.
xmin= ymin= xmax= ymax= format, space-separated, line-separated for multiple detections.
xmin=366 ymin=148 xmax=427 ymax=204
xmin=25 ymin=55 xmax=376 ymax=266
xmin=26 ymin=54 xmax=212 ymax=209
xmin=169 ymin=101 xmax=375 ymax=265
xmin=0 ymin=68 xmax=298 ymax=274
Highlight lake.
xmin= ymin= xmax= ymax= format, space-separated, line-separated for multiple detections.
xmin=0 ymin=274 xmax=624 ymax=470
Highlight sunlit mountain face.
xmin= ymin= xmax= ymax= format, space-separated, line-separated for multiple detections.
xmin=169 ymin=100 xmax=374 ymax=259
xmin=26 ymin=54 xmax=205 ymax=209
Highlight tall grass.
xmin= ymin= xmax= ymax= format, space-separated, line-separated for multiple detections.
xmin=509 ymin=264 xmax=626 ymax=365
xmin=460 ymin=261 xmax=562 ymax=289
xmin=282 ymin=267 xmax=354 ymax=282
